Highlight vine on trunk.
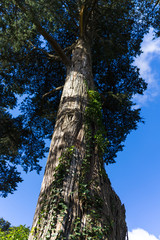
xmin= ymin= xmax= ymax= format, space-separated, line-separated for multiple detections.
xmin=31 ymin=146 xmax=75 ymax=239
xmin=31 ymin=88 xmax=112 ymax=239
xmin=85 ymin=89 xmax=109 ymax=155
xmin=70 ymin=89 xmax=112 ymax=239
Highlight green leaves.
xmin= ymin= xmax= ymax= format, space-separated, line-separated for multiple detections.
xmin=86 ymin=90 xmax=102 ymax=124
xmin=54 ymin=145 xmax=75 ymax=187
xmin=85 ymin=89 xmax=108 ymax=157
xmin=0 ymin=218 xmax=11 ymax=232
xmin=33 ymin=146 xmax=75 ymax=238
xmin=0 ymin=225 xmax=30 ymax=240
xmin=0 ymin=0 xmax=159 ymax=196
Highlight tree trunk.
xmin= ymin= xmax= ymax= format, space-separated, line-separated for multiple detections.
xmin=28 ymin=38 xmax=128 ymax=240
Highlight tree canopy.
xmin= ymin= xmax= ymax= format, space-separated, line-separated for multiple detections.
xmin=0 ymin=0 xmax=160 ymax=197
xmin=0 ymin=218 xmax=11 ymax=232
xmin=0 ymin=218 xmax=29 ymax=239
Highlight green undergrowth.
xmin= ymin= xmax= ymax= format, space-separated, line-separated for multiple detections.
xmin=0 ymin=225 xmax=30 ymax=240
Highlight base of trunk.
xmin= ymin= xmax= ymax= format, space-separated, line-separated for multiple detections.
xmin=29 ymin=150 xmax=128 ymax=240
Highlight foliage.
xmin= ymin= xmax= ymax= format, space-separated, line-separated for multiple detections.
xmin=86 ymin=90 xmax=109 ymax=156
xmin=32 ymin=146 xmax=74 ymax=239
xmin=0 ymin=218 xmax=11 ymax=232
xmin=0 ymin=0 xmax=160 ymax=196
xmin=0 ymin=224 xmax=30 ymax=239
xmin=66 ymin=89 xmax=113 ymax=239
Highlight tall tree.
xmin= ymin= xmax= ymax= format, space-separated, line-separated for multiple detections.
xmin=0 ymin=0 xmax=158 ymax=239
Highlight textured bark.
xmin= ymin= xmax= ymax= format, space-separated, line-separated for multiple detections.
xmin=29 ymin=39 xmax=128 ymax=240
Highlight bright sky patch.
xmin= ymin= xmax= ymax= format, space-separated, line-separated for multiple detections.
xmin=133 ymin=28 xmax=160 ymax=106
xmin=128 ymin=228 xmax=159 ymax=240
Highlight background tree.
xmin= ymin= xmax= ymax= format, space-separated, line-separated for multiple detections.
xmin=0 ymin=0 xmax=159 ymax=239
xmin=0 ymin=218 xmax=29 ymax=240
xmin=0 ymin=218 xmax=11 ymax=232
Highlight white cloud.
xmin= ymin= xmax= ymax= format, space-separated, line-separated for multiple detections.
xmin=133 ymin=28 xmax=160 ymax=106
xmin=128 ymin=228 xmax=159 ymax=240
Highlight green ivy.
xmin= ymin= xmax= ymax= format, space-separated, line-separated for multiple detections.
xmin=74 ymin=88 xmax=112 ymax=239
xmin=32 ymin=146 xmax=75 ymax=239
xmin=85 ymin=89 xmax=109 ymax=156
xmin=71 ymin=211 xmax=112 ymax=240
xmin=32 ymin=88 xmax=112 ymax=239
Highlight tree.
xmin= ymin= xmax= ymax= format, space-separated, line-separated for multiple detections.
xmin=0 ymin=218 xmax=11 ymax=232
xmin=0 ymin=218 xmax=30 ymax=239
xmin=0 ymin=0 xmax=159 ymax=239
xmin=0 ymin=218 xmax=30 ymax=240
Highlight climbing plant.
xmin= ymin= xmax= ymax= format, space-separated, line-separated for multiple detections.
xmin=32 ymin=146 xmax=75 ymax=239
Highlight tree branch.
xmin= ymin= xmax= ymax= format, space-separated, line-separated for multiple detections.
xmin=84 ymin=0 xmax=98 ymax=28
xmin=64 ymin=42 xmax=77 ymax=55
xmin=32 ymin=21 xmax=71 ymax=66
xmin=14 ymin=0 xmax=71 ymax=66
xmin=80 ymin=5 xmax=85 ymax=37
xmin=151 ymin=0 xmax=160 ymax=10
xmin=28 ymin=41 xmax=77 ymax=62
xmin=42 ymin=86 xmax=64 ymax=99
xmin=28 ymin=41 xmax=61 ymax=61
xmin=154 ymin=0 xmax=160 ymax=7
xmin=59 ymin=0 xmax=79 ymax=28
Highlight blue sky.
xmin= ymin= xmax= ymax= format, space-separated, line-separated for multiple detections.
xmin=108 ymin=29 xmax=160 ymax=239
xmin=0 ymin=29 xmax=160 ymax=240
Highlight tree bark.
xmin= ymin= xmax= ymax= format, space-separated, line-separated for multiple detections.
xmin=28 ymin=38 xmax=128 ymax=240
